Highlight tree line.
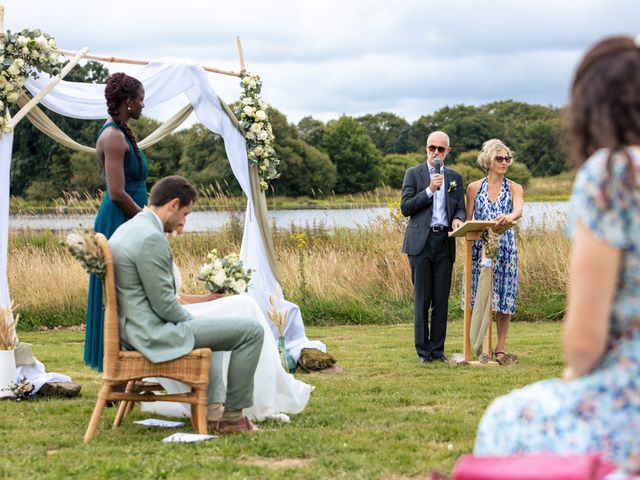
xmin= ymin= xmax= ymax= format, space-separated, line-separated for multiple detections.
xmin=10 ymin=61 xmax=569 ymax=200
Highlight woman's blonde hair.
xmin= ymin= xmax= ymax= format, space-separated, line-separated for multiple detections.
xmin=477 ymin=138 xmax=515 ymax=170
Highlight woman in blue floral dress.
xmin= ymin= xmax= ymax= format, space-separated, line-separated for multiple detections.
xmin=465 ymin=139 xmax=524 ymax=364
xmin=474 ymin=36 xmax=640 ymax=474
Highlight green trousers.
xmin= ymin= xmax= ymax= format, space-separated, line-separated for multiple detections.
xmin=186 ymin=315 xmax=263 ymax=410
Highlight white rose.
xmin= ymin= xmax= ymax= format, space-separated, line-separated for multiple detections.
xmin=213 ymin=270 xmax=227 ymax=287
xmin=234 ymin=279 xmax=247 ymax=293
xmin=250 ymin=122 xmax=263 ymax=133
xmin=4 ymin=83 xmax=14 ymax=93
xmin=0 ymin=75 xmax=7 ymax=88
xmin=245 ymin=130 xmax=256 ymax=141
xmin=258 ymin=130 xmax=269 ymax=141
xmin=3 ymin=122 xmax=13 ymax=133
xmin=263 ymin=159 xmax=270 ymax=167
xmin=241 ymin=97 xmax=254 ymax=105
xmin=48 ymin=38 xmax=56 ymax=48
xmin=255 ymin=110 xmax=267 ymax=121
xmin=243 ymin=105 xmax=255 ymax=117
xmin=16 ymin=59 xmax=25 ymax=68
xmin=22 ymin=46 xmax=29 ymax=55
xmin=213 ymin=260 xmax=223 ymax=270
xmin=242 ymin=76 xmax=251 ymax=85
xmin=66 ymin=232 xmax=84 ymax=247
xmin=7 ymin=63 xmax=20 ymax=76
xmin=6 ymin=92 xmax=20 ymax=103
xmin=36 ymin=35 xmax=48 ymax=47
xmin=253 ymin=146 xmax=264 ymax=157
xmin=16 ymin=35 xmax=28 ymax=46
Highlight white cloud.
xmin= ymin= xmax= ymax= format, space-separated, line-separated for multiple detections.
xmin=4 ymin=0 xmax=639 ymax=124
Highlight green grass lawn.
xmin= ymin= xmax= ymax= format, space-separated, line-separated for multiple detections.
xmin=0 ymin=321 xmax=563 ymax=479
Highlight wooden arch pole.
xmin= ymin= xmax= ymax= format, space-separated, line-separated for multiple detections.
xmin=57 ymin=49 xmax=243 ymax=78
xmin=236 ymin=36 xmax=246 ymax=72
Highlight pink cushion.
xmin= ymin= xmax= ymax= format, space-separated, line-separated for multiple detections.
xmin=452 ymin=453 xmax=617 ymax=480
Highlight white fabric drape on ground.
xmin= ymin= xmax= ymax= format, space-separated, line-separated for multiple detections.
xmin=0 ymin=60 xmax=324 ymax=364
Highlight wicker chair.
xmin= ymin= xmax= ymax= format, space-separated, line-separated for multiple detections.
xmin=84 ymin=233 xmax=211 ymax=443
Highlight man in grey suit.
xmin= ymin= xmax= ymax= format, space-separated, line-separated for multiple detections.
xmin=109 ymin=175 xmax=263 ymax=433
xmin=401 ymin=131 xmax=466 ymax=363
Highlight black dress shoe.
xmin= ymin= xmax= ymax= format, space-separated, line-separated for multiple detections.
xmin=431 ymin=355 xmax=449 ymax=363
xmin=419 ymin=356 xmax=431 ymax=363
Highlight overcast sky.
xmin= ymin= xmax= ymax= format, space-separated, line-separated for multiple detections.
xmin=4 ymin=0 xmax=640 ymax=124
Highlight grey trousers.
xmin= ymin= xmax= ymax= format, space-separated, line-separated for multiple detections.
xmin=186 ymin=315 xmax=263 ymax=410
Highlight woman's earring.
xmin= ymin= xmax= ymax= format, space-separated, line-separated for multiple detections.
xmin=127 ymin=106 xmax=132 ymax=111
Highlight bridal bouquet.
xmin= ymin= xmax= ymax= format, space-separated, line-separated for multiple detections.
xmin=198 ymin=249 xmax=252 ymax=294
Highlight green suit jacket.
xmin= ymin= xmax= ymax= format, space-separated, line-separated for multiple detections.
xmin=109 ymin=210 xmax=195 ymax=363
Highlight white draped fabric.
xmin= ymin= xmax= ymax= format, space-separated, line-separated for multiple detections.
xmin=0 ymin=60 xmax=324 ymax=367
xmin=143 ymin=266 xmax=311 ymax=421
xmin=0 ymin=132 xmax=13 ymax=312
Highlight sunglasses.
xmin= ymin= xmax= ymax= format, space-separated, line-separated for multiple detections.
xmin=495 ymin=156 xmax=512 ymax=164
xmin=427 ymin=145 xmax=448 ymax=153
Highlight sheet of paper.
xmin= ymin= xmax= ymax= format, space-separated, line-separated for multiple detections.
xmin=134 ymin=418 xmax=184 ymax=427
xmin=162 ymin=433 xmax=218 ymax=443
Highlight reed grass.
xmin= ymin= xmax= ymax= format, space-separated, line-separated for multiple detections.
xmin=8 ymin=210 xmax=570 ymax=330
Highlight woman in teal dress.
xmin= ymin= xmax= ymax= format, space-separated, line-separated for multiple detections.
xmin=85 ymin=73 xmax=148 ymax=371
xmin=475 ymin=36 xmax=640 ymax=473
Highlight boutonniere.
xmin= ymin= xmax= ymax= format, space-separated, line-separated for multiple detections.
xmin=447 ymin=180 xmax=457 ymax=193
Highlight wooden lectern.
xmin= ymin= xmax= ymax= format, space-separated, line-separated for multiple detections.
xmin=450 ymin=220 xmax=514 ymax=365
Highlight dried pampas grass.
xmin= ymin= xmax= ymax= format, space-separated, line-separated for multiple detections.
xmin=0 ymin=303 xmax=19 ymax=350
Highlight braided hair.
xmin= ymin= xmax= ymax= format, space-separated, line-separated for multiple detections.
xmin=569 ymin=36 xmax=640 ymax=203
xmin=104 ymin=72 xmax=144 ymax=178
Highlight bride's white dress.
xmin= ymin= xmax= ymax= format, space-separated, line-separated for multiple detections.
xmin=141 ymin=265 xmax=311 ymax=421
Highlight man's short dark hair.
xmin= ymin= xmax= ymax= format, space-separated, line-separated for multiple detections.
xmin=148 ymin=176 xmax=198 ymax=208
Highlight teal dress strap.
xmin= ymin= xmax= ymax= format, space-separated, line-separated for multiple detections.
xmin=97 ymin=121 xmax=119 ymax=138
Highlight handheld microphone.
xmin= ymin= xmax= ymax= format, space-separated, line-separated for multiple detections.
xmin=434 ymin=156 xmax=442 ymax=191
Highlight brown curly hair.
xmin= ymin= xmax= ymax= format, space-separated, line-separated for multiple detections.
xmin=569 ymin=36 xmax=640 ymax=198
xmin=104 ymin=73 xmax=144 ymax=179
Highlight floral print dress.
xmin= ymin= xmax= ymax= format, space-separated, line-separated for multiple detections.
xmin=474 ymin=148 xmax=640 ymax=473
xmin=464 ymin=177 xmax=518 ymax=315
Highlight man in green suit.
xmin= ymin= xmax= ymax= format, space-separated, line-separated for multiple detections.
xmin=109 ymin=175 xmax=263 ymax=433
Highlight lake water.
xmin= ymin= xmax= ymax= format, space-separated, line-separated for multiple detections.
xmin=8 ymin=202 xmax=568 ymax=233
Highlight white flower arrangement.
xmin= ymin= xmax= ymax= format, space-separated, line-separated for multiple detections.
xmin=198 ymin=249 xmax=253 ymax=295
xmin=234 ymin=72 xmax=280 ymax=191
xmin=0 ymin=29 xmax=62 ymax=133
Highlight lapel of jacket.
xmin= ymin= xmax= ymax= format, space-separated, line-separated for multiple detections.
xmin=419 ymin=162 xmax=430 ymax=190
xmin=444 ymin=168 xmax=453 ymax=223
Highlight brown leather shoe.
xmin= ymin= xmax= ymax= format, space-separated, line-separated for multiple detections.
xmin=208 ymin=417 xmax=260 ymax=434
